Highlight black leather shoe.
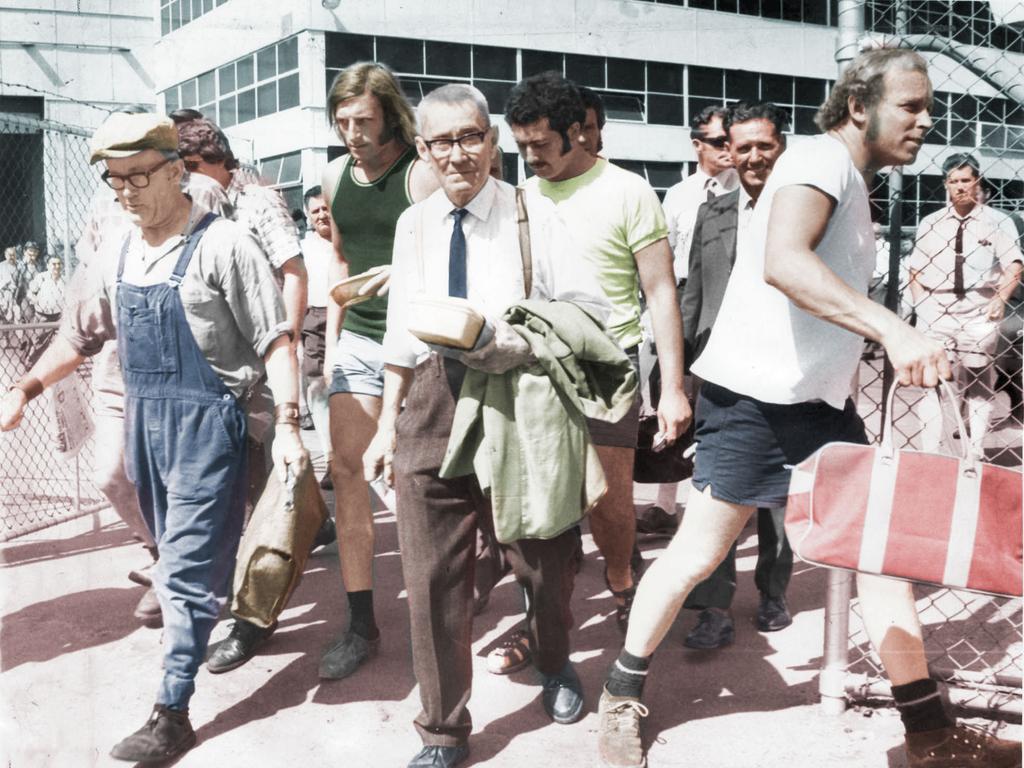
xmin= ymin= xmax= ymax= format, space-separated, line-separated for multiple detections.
xmin=756 ymin=595 xmax=793 ymax=632
xmin=683 ymin=609 xmax=735 ymax=650
xmin=110 ymin=705 xmax=196 ymax=763
xmin=318 ymin=629 xmax=380 ymax=679
xmin=407 ymin=744 xmax=469 ymax=768
xmin=541 ymin=662 xmax=585 ymax=724
xmin=206 ymin=619 xmax=276 ymax=674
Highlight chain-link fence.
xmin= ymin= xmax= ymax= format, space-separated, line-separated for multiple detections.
xmin=821 ymin=0 xmax=1024 ymax=724
xmin=0 ymin=324 xmax=104 ymax=542
xmin=1 ymin=113 xmax=106 ymax=540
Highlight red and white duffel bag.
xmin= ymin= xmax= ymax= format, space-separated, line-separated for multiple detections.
xmin=785 ymin=382 xmax=1022 ymax=598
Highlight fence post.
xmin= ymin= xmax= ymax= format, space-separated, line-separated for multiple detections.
xmin=820 ymin=570 xmax=854 ymax=714
xmin=61 ymin=131 xmax=71 ymax=271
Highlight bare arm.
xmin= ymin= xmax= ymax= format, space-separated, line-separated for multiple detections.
xmin=262 ymin=333 xmax=308 ymax=478
xmin=635 ymin=237 xmax=692 ymax=442
xmin=764 ymin=185 xmax=950 ymax=387
xmin=989 ymin=260 xmax=1023 ymax=321
xmin=321 ymin=175 xmax=349 ymax=387
xmin=279 ymin=255 xmax=308 ymax=346
xmin=363 ymin=364 xmax=415 ymax=486
xmin=0 ymin=335 xmax=85 ymax=430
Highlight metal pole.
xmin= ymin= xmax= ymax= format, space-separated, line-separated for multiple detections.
xmin=60 ymin=132 xmax=71 ymax=271
xmin=820 ymin=570 xmax=854 ymax=714
xmin=820 ymin=0 xmax=866 ymax=717
xmin=836 ymin=0 xmax=866 ymax=72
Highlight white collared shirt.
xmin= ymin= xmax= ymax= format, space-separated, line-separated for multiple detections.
xmin=663 ymin=166 xmax=739 ymax=282
xmin=383 ymin=176 xmax=609 ymax=369
xmin=301 ymin=231 xmax=333 ymax=308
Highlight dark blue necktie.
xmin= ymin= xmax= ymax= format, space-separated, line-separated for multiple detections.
xmin=449 ymin=208 xmax=469 ymax=298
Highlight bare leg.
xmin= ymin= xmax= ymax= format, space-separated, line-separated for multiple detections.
xmin=590 ymin=445 xmax=638 ymax=593
xmin=328 ymin=392 xmax=382 ymax=592
xmin=624 ymin=485 xmax=753 ymax=657
xmin=855 ymin=573 xmax=929 ymax=686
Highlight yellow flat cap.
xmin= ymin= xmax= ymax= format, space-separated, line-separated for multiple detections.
xmin=89 ymin=113 xmax=178 ymax=164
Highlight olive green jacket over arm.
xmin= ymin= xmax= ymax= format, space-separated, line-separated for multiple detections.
xmin=440 ymin=299 xmax=638 ymax=544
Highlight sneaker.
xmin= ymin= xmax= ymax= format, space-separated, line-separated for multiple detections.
xmin=905 ymin=723 xmax=1022 ymax=767
xmin=541 ymin=662 xmax=585 ymax=724
xmin=597 ymin=687 xmax=648 ymax=768
xmin=318 ymin=629 xmax=380 ymax=679
xmin=635 ymin=506 xmax=678 ymax=537
xmin=756 ymin=595 xmax=792 ymax=632
xmin=683 ymin=608 xmax=735 ymax=650
xmin=110 ymin=705 xmax=196 ymax=763
xmin=206 ymin=620 xmax=276 ymax=674
xmin=133 ymin=587 xmax=162 ymax=629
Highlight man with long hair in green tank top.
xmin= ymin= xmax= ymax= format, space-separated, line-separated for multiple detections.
xmin=317 ymin=62 xmax=439 ymax=680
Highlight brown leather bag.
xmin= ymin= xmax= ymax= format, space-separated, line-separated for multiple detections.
xmin=231 ymin=461 xmax=328 ymax=628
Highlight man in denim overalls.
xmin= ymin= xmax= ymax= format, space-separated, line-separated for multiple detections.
xmin=1 ymin=112 xmax=308 ymax=763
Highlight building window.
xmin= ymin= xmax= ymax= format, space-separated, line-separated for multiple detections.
xmin=612 ymin=159 xmax=688 ymax=200
xmin=160 ymin=0 xmax=229 ymax=37
xmin=259 ymin=151 xmax=303 ymax=216
xmin=867 ymin=0 xmax=1024 ymax=55
xmin=632 ymin=0 xmax=833 ymax=25
xmin=162 ymin=36 xmax=301 ymax=127
xmin=928 ymin=91 xmax=1024 ymax=153
xmin=326 ymin=33 xmax=517 ymax=111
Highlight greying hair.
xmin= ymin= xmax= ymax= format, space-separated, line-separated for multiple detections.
xmin=416 ymin=83 xmax=491 ymax=134
xmin=815 ymin=48 xmax=929 ymax=132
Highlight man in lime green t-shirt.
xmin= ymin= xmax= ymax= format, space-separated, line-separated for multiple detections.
xmin=506 ymin=72 xmax=692 ymax=633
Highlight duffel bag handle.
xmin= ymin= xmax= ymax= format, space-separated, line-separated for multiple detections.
xmin=881 ymin=380 xmax=975 ymax=467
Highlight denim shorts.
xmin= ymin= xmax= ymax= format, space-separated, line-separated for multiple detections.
xmin=585 ymin=345 xmax=641 ymax=449
xmin=691 ymin=381 xmax=868 ymax=508
xmin=328 ymin=329 xmax=385 ymax=398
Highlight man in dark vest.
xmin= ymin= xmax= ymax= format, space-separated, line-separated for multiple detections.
xmin=679 ymin=101 xmax=795 ymax=650
xmin=317 ymin=62 xmax=439 ymax=680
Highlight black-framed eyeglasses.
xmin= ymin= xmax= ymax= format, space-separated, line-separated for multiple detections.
xmin=101 ymin=157 xmax=175 ymax=190
xmin=422 ymin=131 xmax=489 ymax=158
xmin=693 ymin=133 xmax=729 ymax=149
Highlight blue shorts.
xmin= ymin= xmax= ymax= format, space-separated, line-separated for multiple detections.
xmin=691 ymin=381 xmax=868 ymax=508
xmin=328 ymin=329 xmax=385 ymax=398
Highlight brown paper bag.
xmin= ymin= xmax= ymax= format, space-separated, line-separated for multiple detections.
xmin=231 ymin=461 xmax=328 ymax=628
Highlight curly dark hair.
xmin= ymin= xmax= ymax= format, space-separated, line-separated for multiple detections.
xmin=578 ymin=86 xmax=606 ymax=129
xmin=176 ymin=117 xmax=238 ymax=169
xmin=815 ymin=48 xmax=929 ymax=132
xmin=723 ymin=102 xmax=791 ymax=139
xmin=504 ymin=71 xmax=585 ymax=153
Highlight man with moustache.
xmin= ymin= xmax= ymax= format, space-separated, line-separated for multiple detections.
xmin=364 ymin=83 xmax=610 ymax=768
xmin=908 ymin=153 xmax=1023 ymax=456
xmin=597 ymin=49 xmax=1020 ymax=768
xmin=678 ymin=101 xmax=795 ymax=650
xmin=0 ymin=112 xmax=306 ymax=762
xmin=506 ymin=71 xmax=692 ymax=635
xmin=318 ymin=61 xmax=439 ymax=681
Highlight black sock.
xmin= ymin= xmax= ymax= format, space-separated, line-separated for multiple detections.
xmin=892 ymin=678 xmax=953 ymax=734
xmin=347 ymin=590 xmax=378 ymax=640
xmin=605 ymin=649 xmax=651 ymax=699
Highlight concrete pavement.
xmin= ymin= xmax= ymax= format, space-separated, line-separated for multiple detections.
xmin=2 ymin=451 xmax=1019 ymax=767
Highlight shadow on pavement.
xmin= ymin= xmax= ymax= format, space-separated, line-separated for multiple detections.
xmin=0 ymin=521 xmax=138 ymax=568
xmin=1 ymin=584 xmax=145 ymax=671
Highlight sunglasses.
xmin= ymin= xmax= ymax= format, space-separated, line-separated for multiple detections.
xmin=693 ymin=133 xmax=729 ymax=149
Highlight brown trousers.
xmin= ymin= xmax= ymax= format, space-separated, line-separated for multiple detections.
xmin=393 ymin=354 xmax=578 ymax=747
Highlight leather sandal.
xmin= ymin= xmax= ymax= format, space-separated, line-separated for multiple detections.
xmin=604 ymin=568 xmax=637 ymax=634
xmin=486 ymin=628 xmax=533 ymax=675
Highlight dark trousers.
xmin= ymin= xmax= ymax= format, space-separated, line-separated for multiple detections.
xmin=393 ymin=354 xmax=578 ymax=747
xmin=684 ymin=506 xmax=793 ymax=611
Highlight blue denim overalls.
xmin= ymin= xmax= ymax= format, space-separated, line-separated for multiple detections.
xmin=116 ymin=212 xmax=248 ymax=710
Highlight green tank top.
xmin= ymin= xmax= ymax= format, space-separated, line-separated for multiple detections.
xmin=331 ymin=147 xmax=417 ymax=343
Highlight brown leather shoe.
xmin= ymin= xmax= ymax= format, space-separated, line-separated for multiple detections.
xmin=110 ymin=705 xmax=196 ymax=763
xmin=133 ymin=587 xmax=162 ymax=629
xmin=905 ymin=723 xmax=1022 ymax=767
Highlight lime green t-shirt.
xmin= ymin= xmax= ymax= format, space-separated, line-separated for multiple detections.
xmin=529 ymin=159 xmax=668 ymax=348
